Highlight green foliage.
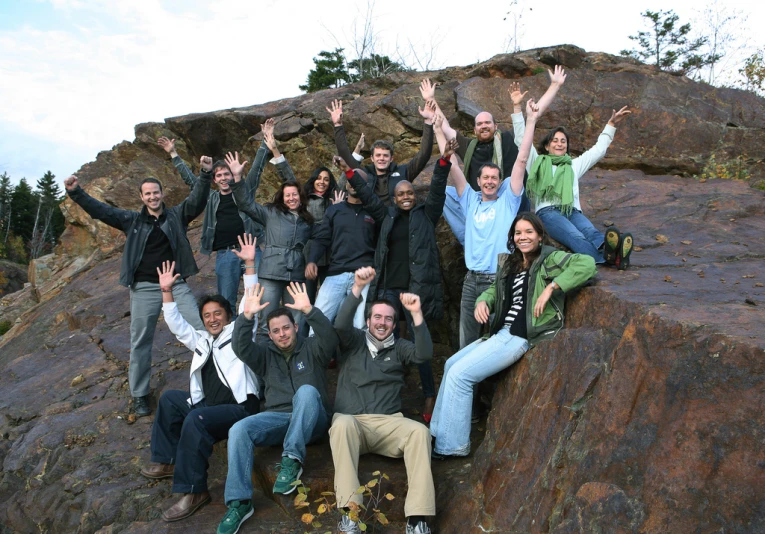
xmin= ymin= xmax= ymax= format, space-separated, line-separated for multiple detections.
xmin=696 ymin=153 xmax=751 ymax=181
xmin=299 ymin=48 xmax=353 ymax=93
xmin=10 ymin=178 xmax=36 ymax=243
xmin=295 ymin=471 xmax=395 ymax=532
xmin=621 ymin=9 xmax=718 ymax=76
xmin=739 ymin=49 xmax=765 ymax=96
xmin=0 ymin=321 xmax=11 ymax=336
xmin=348 ymin=53 xmax=406 ymax=81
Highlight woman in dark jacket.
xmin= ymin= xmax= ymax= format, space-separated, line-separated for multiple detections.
xmin=430 ymin=212 xmax=596 ymax=457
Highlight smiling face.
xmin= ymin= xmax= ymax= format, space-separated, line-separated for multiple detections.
xmin=140 ymin=182 xmax=164 ymax=214
xmin=314 ymin=171 xmax=331 ymax=194
xmin=474 ymin=112 xmax=497 ymax=143
xmin=283 ymin=185 xmax=301 ymax=211
xmin=477 ymin=166 xmax=501 ymax=201
xmin=544 ymin=131 xmax=568 ymax=156
xmin=367 ymin=303 xmax=396 ymax=341
xmin=372 ymin=147 xmax=392 ymax=173
xmin=267 ymin=314 xmax=298 ymax=351
xmin=394 ymin=181 xmax=416 ymax=210
xmin=214 ymin=166 xmax=233 ymax=193
xmin=513 ymin=219 xmax=542 ymax=258
xmin=201 ymin=301 xmax=231 ymax=337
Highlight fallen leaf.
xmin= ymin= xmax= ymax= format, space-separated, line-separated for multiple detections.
xmin=633 ymin=246 xmax=643 ymax=252
xmin=71 ymin=374 xmax=84 ymax=387
xmin=603 ymin=220 xmax=615 ymax=227
xmin=655 ymin=234 xmax=669 ymax=244
xmin=681 ymin=240 xmax=692 ymax=245
xmin=755 ymin=283 xmax=763 ymax=288
xmin=301 ymin=513 xmax=315 ymax=524
xmin=600 ymin=185 xmax=607 ymax=190
xmin=127 ymin=414 xmax=136 ymax=424
xmin=664 ymin=276 xmax=673 ymax=283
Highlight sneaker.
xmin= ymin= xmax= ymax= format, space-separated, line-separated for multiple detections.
xmin=406 ymin=519 xmax=432 ymax=534
xmin=133 ymin=395 xmax=151 ymax=416
xmin=272 ymin=456 xmax=303 ymax=494
xmin=217 ymin=500 xmax=254 ymax=534
xmin=616 ymin=232 xmax=634 ymax=271
xmin=603 ymin=226 xmax=621 ymax=265
xmin=338 ymin=514 xmax=361 ymax=533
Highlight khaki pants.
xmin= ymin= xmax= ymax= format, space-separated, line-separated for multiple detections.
xmin=329 ymin=413 xmax=435 ymax=517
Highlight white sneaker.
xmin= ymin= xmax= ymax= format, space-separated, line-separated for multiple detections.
xmin=406 ymin=520 xmax=432 ymax=534
xmin=338 ymin=514 xmax=361 ymax=533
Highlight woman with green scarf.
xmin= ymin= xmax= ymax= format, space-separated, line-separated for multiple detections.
xmin=512 ymin=106 xmax=633 ymax=269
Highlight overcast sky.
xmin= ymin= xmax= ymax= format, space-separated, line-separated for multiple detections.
xmin=1 ymin=0 xmax=761 ymax=187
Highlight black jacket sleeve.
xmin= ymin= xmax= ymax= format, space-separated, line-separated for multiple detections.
xmin=67 ymin=186 xmax=137 ymax=232
xmin=349 ymin=171 xmax=387 ymax=225
xmin=232 ymin=314 xmax=267 ymax=376
xmin=424 ymin=158 xmax=449 ymax=225
xmin=304 ymin=306 xmax=338 ymax=366
xmin=334 ymin=125 xmax=361 ymax=170
xmin=403 ymin=122 xmax=435 ymax=182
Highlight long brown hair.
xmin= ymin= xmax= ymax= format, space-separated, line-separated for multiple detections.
xmin=505 ymin=212 xmax=551 ymax=274
xmin=267 ymin=180 xmax=314 ymax=224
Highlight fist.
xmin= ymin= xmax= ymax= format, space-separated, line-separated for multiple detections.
xmin=64 ymin=175 xmax=79 ymax=191
xmin=200 ymin=156 xmax=213 ymax=171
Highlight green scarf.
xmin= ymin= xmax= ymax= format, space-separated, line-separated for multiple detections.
xmin=527 ymin=154 xmax=575 ymax=215
xmin=463 ymin=131 xmax=503 ymax=181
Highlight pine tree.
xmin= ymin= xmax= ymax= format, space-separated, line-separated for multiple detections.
xmin=10 ymin=178 xmax=37 ymax=243
xmin=35 ymin=171 xmax=65 ymax=246
xmin=299 ymin=48 xmax=353 ymax=93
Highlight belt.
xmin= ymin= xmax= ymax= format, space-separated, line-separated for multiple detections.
xmin=468 ymin=270 xmax=494 ymax=276
xmin=216 ymin=245 xmax=241 ymax=252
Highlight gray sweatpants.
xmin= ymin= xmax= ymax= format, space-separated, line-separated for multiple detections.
xmin=129 ymin=280 xmax=203 ymax=397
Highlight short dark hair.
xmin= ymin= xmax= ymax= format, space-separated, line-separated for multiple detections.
xmin=538 ymin=127 xmax=570 ymax=155
xmin=477 ymin=163 xmax=501 ymax=178
xmin=366 ymin=299 xmax=398 ymax=323
xmin=266 ymin=307 xmax=296 ymax=329
xmin=198 ymin=294 xmax=233 ymax=322
xmin=371 ymin=140 xmax=394 ymax=156
xmin=211 ymin=160 xmax=232 ymax=176
xmin=139 ymin=177 xmax=163 ymax=193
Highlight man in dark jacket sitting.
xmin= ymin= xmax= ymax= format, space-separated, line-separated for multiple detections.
xmin=329 ymin=267 xmax=435 ymax=534
xmin=216 ymin=282 xmax=338 ymax=534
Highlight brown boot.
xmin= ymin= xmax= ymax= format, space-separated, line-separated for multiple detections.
xmin=140 ymin=462 xmax=174 ymax=479
xmin=161 ymin=491 xmax=211 ymax=522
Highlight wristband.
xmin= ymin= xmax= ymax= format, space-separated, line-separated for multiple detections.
xmin=345 ymin=169 xmax=355 ymax=178
xmin=160 ymin=288 xmax=173 ymax=293
xmin=244 ymin=266 xmax=256 ymax=270
xmin=439 ymin=157 xmax=450 ymax=166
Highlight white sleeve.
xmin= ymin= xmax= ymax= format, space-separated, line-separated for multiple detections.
xmin=163 ymin=302 xmax=201 ymax=351
xmin=512 ymin=112 xmax=538 ymax=174
xmin=572 ymin=125 xmax=616 ymax=179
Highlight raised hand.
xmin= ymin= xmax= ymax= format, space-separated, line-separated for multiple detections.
xmin=263 ymin=129 xmax=278 ymax=153
xmin=326 ymin=99 xmax=343 ymax=126
xmin=399 ymin=293 xmax=421 ymax=314
xmin=225 ymin=151 xmax=248 ymax=178
xmin=232 ymin=233 xmax=257 ymax=263
xmin=509 ymin=82 xmax=528 ymax=107
xmin=548 ymin=65 xmax=567 ymax=86
xmin=242 ymin=284 xmax=269 ymax=320
xmin=305 ymin=262 xmax=318 ymax=280
xmin=419 ymin=78 xmax=436 ymax=101
xmin=285 ymin=282 xmax=312 ymax=314
xmin=156 ymin=260 xmax=180 ymax=291
xmin=442 ymin=137 xmax=458 ymax=159
xmin=526 ymin=98 xmax=540 ymax=121
xmin=332 ymin=190 xmax=346 ymax=204
xmin=608 ymin=106 xmax=631 ymax=127
xmin=433 ymin=112 xmax=444 ymax=131
xmin=157 ymin=136 xmax=177 ymax=156
xmin=474 ymin=300 xmax=490 ymax=324
xmin=418 ymin=99 xmax=437 ymax=123
xmin=261 ymin=118 xmax=275 ymax=137
xmin=353 ymin=266 xmax=376 ymax=289
xmin=354 ymin=133 xmax=366 ymax=154
xmin=200 ymin=156 xmax=213 ymax=172
xmin=64 ymin=175 xmax=79 ymax=191
xmin=333 ymin=155 xmax=350 ymax=173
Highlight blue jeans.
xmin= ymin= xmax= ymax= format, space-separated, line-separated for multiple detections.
xmin=151 ymin=390 xmax=252 ymax=494
xmin=537 ymin=207 xmax=605 ymax=263
xmin=379 ymin=288 xmax=436 ymax=398
xmin=311 ymin=272 xmax=370 ymax=333
xmin=459 ymin=271 xmax=496 ymax=349
xmin=215 ymin=249 xmax=242 ymax=317
xmin=430 ymin=328 xmax=528 ymax=455
xmin=224 ymin=385 xmax=330 ymax=504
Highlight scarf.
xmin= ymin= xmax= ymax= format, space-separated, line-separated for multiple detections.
xmin=527 ymin=154 xmax=575 ymax=215
xmin=365 ymin=329 xmax=395 ymax=359
xmin=463 ymin=131 xmax=503 ymax=181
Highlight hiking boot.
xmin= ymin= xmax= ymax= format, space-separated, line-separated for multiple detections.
xmin=616 ymin=232 xmax=634 ymax=270
xmin=217 ymin=500 xmax=254 ymax=534
xmin=161 ymin=491 xmax=210 ymax=522
xmin=406 ymin=519 xmax=433 ymax=534
xmin=338 ymin=514 xmax=362 ymax=533
xmin=603 ymin=226 xmax=621 ymax=265
xmin=133 ymin=395 xmax=151 ymax=416
xmin=272 ymin=456 xmax=303 ymax=494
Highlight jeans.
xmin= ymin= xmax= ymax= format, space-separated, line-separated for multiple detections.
xmin=304 ymin=264 xmax=328 ymax=305
xmin=150 ymin=390 xmax=252 ymax=494
xmin=257 ymin=278 xmax=306 ymax=338
xmin=311 ymin=272 xmax=370 ymax=334
xmin=537 ymin=207 xmax=605 ymax=263
xmin=379 ymin=288 xmax=435 ymax=398
xmin=430 ymin=328 xmax=528 ymax=455
xmin=459 ymin=271 xmax=496 ymax=349
xmin=224 ymin=385 xmax=330 ymax=504
xmin=215 ymin=249 xmax=242 ymax=317
xmin=129 ymin=281 xmax=203 ymax=397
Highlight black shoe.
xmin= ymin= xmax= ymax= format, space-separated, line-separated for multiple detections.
xmin=133 ymin=395 xmax=151 ymax=416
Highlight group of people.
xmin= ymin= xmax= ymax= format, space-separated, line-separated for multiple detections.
xmin=63 ymin=66 xmax=631 ymax=534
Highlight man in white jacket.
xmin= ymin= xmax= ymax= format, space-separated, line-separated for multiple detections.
xmin=140 ymin=234 xmax=261 ymax=523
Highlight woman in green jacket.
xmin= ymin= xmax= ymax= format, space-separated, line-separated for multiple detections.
xmin=430 ymin=212 xmax=596 ymax=457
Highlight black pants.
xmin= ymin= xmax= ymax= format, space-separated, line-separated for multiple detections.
xmin=150 ymin=390 xmax=254 ymax=493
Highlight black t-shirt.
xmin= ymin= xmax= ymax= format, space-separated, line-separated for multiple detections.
xmin=133 ymin=215 xmax=174 ymax=283
xmin=384 ymin=210 xmax=410 ymax=290
xmin=504 ymin=270 xmax=529 ymax=340
xmin=458 ymin=130 xmax=522 ymax=191
xmin=200 ymin=349 xmax=238 ymax=406
xmin=213 ymin=193 xmax=245 ymax=251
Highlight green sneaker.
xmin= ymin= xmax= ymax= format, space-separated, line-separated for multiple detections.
xmin=216 ymin=500 xmax=254 ymax=534
xmin=272 ymin=456 xmax=303 ymax=494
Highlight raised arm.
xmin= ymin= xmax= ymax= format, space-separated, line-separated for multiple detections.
xmin=424 ymin=137 xmax=456 ymax=224
xmin=338 ymin=156 xmax=386 ymax=224
xmin=572 ymin=106 xmax=630 ymax=178
xmin=262 ymin=127 xmax=298 ymax=183
xmin=239 ymin=118 xmax=275 ymax=197
xmin=328 ymin=99 xmax=361 ymax=170
xmin=509 ymin=99 xmax=540 ymax=197
xmin=159 ymin=136 xmax=197 ymax=189
xmin=64 ymin=175 xmax=136 ymax=232
xmin=352 ymin=133 xmax=366 ymax=162
xmin=178 ymin=157 xmax=213 ymax=222
xmin=396 ymin=293 xmax=433 ymax=365
xmin=232 ymin=284 xmax=270 ymax=375
xmin=286 ymin=282 xmax=339 ymax=364
xmin=334 ymin=267 xmax=375 ymax=348
xmin=404 ymin=100 xmax=436 ymax=181
xmin=158 ymin=260 xmax=200 ymax=350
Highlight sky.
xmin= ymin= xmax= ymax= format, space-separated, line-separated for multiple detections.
xmin=1 ymin=0 xmax=762 ymax=188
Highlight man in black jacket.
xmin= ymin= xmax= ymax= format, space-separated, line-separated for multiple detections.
xmin=329 ymin=267 xmax=435 ymax=534
xmin=327 ymin=91 xmax=435 ymax=206
xmin=64 ymin=169 xmax=211 ymax=416
xmin=217 ymin=282 xmax=337 ymax=534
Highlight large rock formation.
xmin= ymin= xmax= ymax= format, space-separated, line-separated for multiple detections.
xmin=1 ymin=45 xmax=764 ymax=533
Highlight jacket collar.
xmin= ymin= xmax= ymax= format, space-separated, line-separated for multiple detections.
xmin=139 ymin=203 xmax=167 ymax=222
